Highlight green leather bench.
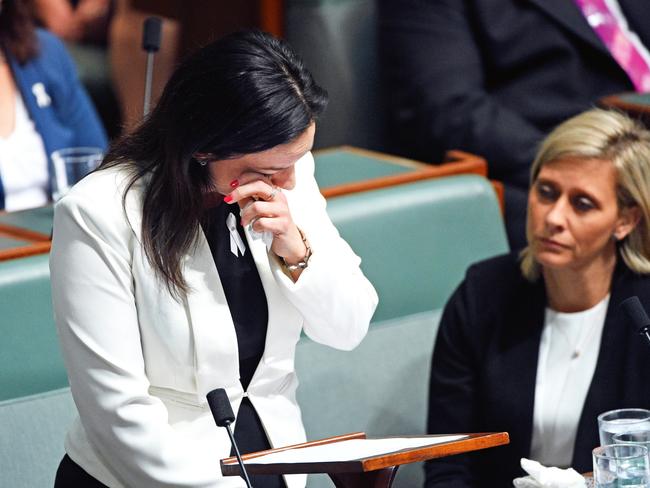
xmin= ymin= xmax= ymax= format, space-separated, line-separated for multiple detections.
xmin=0 ymin=388 xmax=75 ymax=488
xmin=296 ymin=175 xmax=508 ymax=486
xmin=0 ymin=254 xmax=66 ymax=401
xmin=0 ymin=205 xmax=54 ymax=237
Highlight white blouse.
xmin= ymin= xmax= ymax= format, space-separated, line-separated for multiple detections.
xmin=0 ymin=93 xmax=49 ymax=211
xmin=530 ymin=294 xmax=610 ymax=467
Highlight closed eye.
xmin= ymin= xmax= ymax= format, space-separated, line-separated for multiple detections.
xmin=535 ymin=182 xmax=558 ymax=202
xmin=571 ymin=195 xmax=597 ymax=212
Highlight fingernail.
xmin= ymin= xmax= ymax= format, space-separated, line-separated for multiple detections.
xmin=224 ymin=195 xmax=233 ymax=203
xmin=230 ymin=179 xmax=239 ymax=188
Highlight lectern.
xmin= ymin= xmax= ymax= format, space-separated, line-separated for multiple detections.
xmin=221 ymin=431 xmax=509 ymax=488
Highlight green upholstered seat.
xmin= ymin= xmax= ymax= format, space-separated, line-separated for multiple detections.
xmin=618 ymin=93 xmax=650 ymax=106
xmin=314 ymin=149 xmax=414 ymax=188
xmin=297 ymin=175 xmax=509 ymax=487
xmin=327 ymin=174 xmax=508 ymax=322
xmin=0 ymin=205 xmax=54 ymax=236
xmin=0 ymin=388 xmax=75 ymax=487
xmin=0 ymin=254 xmax=67 ymax=401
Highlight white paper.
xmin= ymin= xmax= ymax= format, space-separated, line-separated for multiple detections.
xmin=247 ymin=435 xmax=467 ymax=465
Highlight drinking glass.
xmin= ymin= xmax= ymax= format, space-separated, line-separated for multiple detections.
xmin=598 ymin=409 xmax=650 ymax=446
xmin=593 ymin=444 xmax=650 ymax=487
xmin=51 ymin=147 xmax=104 ymax=201
xmin=614 ymin=432 xmax=650 ymax=452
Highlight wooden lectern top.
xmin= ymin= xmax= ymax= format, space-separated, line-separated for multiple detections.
xmin=221 ymin=431 xmax=509 ymax=477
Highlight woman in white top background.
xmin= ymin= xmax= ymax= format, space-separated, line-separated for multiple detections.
xmin=425 ymin=108 xmax=650 ymax=488
xmin=0 ymin=0 xmax=107 ymax=211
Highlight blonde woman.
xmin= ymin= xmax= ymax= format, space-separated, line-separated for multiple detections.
xmin=426 ymin=109 xmax=650 ymax=488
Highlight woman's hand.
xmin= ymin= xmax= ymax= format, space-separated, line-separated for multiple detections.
xmin=224 ymin=179 xmax=308 ymax=273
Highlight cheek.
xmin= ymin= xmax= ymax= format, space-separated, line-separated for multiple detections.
xmin=572 ymin=215 xmax=618 ymax=252
xmin=209 ymin=165 xmax=241 ymax=193
xmin=527 ymin=197 xmax=545 ymax=231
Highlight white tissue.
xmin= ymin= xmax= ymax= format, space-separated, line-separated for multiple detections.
xmin=512 ymin=459 xmax=586 ymax=488
xmin=248 ymin=226 xmax=273 ymax=251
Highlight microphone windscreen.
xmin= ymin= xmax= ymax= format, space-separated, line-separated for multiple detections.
xmin=620 ymin=296 xmax=650 ymax=332
xmin=206 ymin=388 xmax=235 ymax=427
xmin=142 ymin=17 xmax=162 ymax=52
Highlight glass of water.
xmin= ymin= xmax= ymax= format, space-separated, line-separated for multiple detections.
xmin=51 ymin=147 xmax=103 ymax=201
xmin=593 ymin=444 xmax=650 ymax=487
xmin=599 ymin=409 xmax=650 ymax=446
xmin=614 ymin=432 xmax=650 ymax=452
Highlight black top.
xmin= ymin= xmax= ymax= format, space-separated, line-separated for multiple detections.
xmin=426 ymin=251 xmax=650 ymax=488
xmin=202 ymin=202 xmax=285 ymax=488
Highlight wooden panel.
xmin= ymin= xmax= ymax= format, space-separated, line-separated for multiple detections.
xmin=0 ymin=241 xmax=51 ymax=262
xmin=260 ymin=0 xmax=284 ymax=37
xmin=221 ymin=432 xmax=509 ymax=476
xmin=316 ymin=146 xmax=506 ymax=214
xmin=599 ymin=93 xmax=650 ymax=127
xmin=0 ymin=222 xmax=51 ymax=262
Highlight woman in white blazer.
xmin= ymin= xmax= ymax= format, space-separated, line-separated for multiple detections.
xmin=50 ymin=31 xmax=378 ymax=488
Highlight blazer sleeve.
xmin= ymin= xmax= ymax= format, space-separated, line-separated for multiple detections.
xmin=425 ymin=275 xmax=481 ymax=488
xmin=50 ymin=189 xmax=227 ymax=487
xmin=379 ymin=0 xmax=542 ymax=187
xmin=41 ymin=31 xmax=108 ymax=150
xmin=271 ymin=152 xmax=378 ymax=351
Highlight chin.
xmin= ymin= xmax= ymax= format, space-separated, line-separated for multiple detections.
xmin=534 ymin=251 xmax=572 ymax=270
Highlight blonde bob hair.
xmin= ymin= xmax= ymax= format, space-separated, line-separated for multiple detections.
xmin=520 ymin=108 xmax=650 ymax=281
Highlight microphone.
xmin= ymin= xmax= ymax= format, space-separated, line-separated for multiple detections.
xmin=142 ymin=17 xmax=162 ymax=52
xmin=141 ymin=17 xmax=162 ymax=117
xmin=620 ymin=296 xmax=650 ymax=348
xmin=206 ymin=388 xmax=253 ymax=488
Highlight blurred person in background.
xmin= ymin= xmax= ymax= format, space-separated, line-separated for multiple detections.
xmin=426 ymin=109 xmax=650 ymax=487
xmin=379 ymin=0 xmax=650 ymax=250
xmin=0 ymin=0 xmax=107 ymax=211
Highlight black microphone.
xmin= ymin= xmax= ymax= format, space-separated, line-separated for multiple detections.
xmin=206 ymin=388 xmax=253 ymax=488
xmin=620 ymin=296 xmax=650 ymax=348
xmin=141 ymin=17 xmax=162 ymax=117
xmin=142 ymin=17 xmax=162 ymax=52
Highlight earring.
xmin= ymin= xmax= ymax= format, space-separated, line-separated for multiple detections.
xmin=197 ymin=158 xmax=208 ymax=167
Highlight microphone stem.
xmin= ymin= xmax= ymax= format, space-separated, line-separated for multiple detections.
xmin=225 ymin=423 xmax=253 ymax=488
xmin=143 ymin=51 xmax=155 ymax=116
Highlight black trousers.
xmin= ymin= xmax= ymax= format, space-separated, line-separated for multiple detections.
xmin=54 ymin=454 xmax=108 ymax=487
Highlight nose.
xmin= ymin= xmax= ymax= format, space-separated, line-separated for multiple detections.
xmin=544 ymin=197 xmax=568 ymax=232
xmin=271 ymin=167 xmax=296 ymax=190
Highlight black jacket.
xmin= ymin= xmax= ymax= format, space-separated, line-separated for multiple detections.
xmin=379 ymin=0 xmax=650 ymax=188
xmin=426 ymin=252 xmax=650 ymax=487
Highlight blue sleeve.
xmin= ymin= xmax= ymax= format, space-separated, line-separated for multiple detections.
xmin=36 ymin=30 xmax=109 ymax=151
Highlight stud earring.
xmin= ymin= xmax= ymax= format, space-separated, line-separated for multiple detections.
xmin=198 ymin=159 xmax=208 ymax=167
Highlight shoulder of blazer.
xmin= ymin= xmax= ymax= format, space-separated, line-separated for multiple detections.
xmin=56 ymin=165 xmax=145 ymax=243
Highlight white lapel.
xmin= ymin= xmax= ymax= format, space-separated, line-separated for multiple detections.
xmin=183 ymin=229 xmax=241 ymax=399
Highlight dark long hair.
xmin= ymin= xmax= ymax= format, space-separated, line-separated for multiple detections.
xmin=102 ymin=30 xmax=328 ymax=298
xmin=0 ymin=0 xmax=39 ymax=63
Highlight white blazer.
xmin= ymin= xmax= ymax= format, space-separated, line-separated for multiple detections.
xmin=49 ymin=152 xmax=378 ymax=488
